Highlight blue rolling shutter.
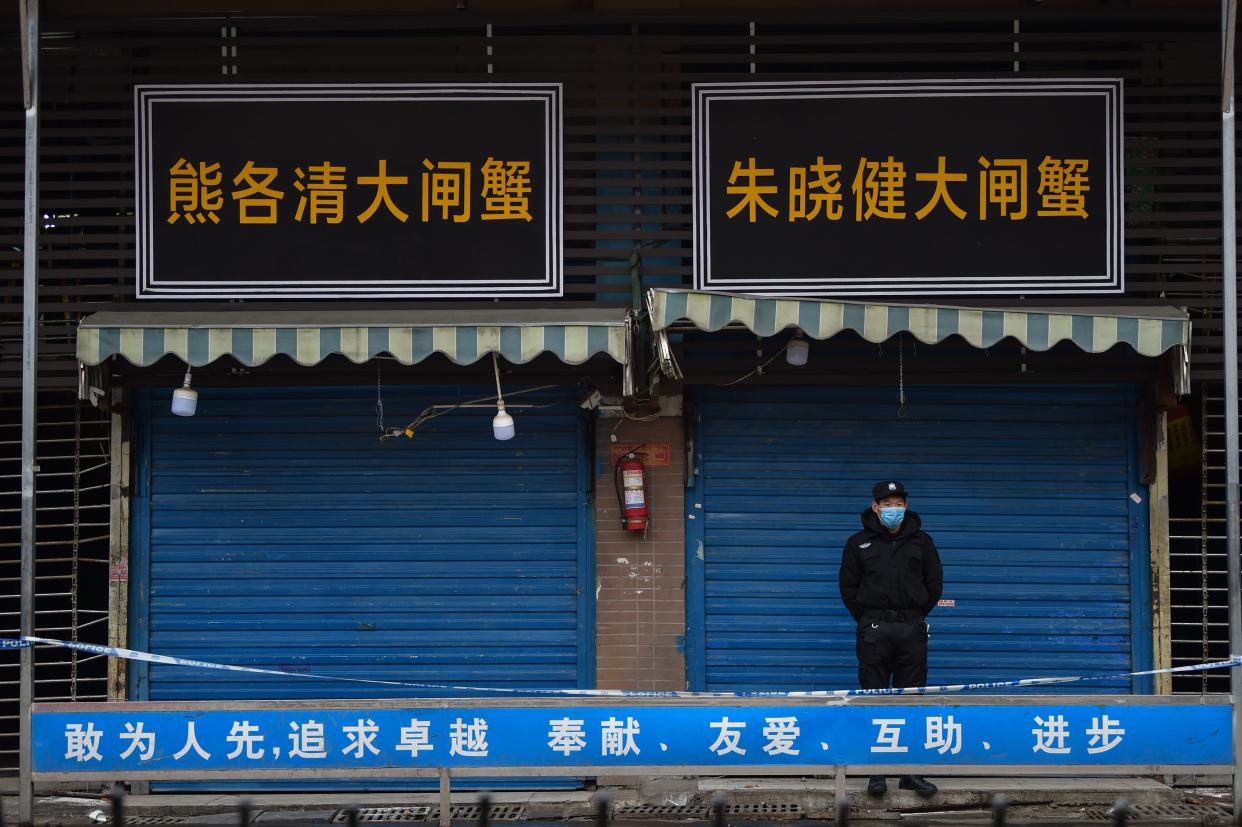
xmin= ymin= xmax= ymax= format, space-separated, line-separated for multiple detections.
xmin=687 ymin=385 xmax=1151 ymax=695
xmin=130 ymin=386 xmax=592 ymax=788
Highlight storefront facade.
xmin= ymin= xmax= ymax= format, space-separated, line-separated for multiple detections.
xmin=686 ymin=383 xmax=1154 ymax=693
xmin=5 ymin=0 xmax=1229 ymax=783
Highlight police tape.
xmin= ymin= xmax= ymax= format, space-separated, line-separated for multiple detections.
xmin=3 ymin=635 xmax=1241 ymax=699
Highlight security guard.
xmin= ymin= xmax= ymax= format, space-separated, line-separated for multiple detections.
xmin=839 ymin=481 xmax=943 ymax=799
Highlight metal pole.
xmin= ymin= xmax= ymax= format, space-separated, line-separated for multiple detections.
xmin=19 ymin=0 xmax=39 ymax=824
xmin=1221 ymin=0 xmax=1242 ymax=821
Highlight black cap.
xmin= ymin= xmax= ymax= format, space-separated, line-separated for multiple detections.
xmin=872 ymin=481 xmax=908 ymax=501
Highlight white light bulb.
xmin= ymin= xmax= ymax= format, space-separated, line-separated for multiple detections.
xmin=493 ymin=405 xmax=515 ymax=440
xmin=171 ymin=387 xmax=198 ymax=416
xmin=171 ymin=369 xmax=198 ymax=417
xmin=786 ymin=336 xmax=810 ymax=366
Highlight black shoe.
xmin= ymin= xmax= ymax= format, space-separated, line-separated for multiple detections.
xmin=899 ymin=775 xmax=937 ymax=798
xmin=867 ymin=776 xmax=887 ymax=796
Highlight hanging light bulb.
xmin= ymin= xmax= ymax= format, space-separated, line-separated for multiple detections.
xmin=171 ymin=366 xmax=198 ymax=417
xmin=491 ymin=352 xmax=515 ymax=440
xmin=493 ymin=401 xmax=515 ymax=441
xmin=786 ymin=330 xmax=810 ymax=366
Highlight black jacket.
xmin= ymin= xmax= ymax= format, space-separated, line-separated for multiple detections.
xmin=839 ymin=509 xmax=943 ymax=622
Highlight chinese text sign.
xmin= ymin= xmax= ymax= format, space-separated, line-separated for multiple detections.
xmin=693 ymin=79 xmax=1122 ymax=296
xmin=33 ymin=703 xmax=1226 ymax=774
xmin=136 ymin=84 xmax=562 ymax=299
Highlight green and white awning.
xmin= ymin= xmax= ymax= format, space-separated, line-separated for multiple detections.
xmin=77 ymin=308 xmax=631 ymax=369
xmin=648 ymin=288 xmax=1190 ymax=359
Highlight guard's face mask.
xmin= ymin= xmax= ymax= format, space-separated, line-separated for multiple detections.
xmin=878 ymin=506 xmax=906 ymax=530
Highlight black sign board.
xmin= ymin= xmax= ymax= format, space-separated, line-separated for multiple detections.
xmin=136 ymin=84 xmax=562 ymax=298
xmin=693 ymin=79 xmax=1122 ymax=296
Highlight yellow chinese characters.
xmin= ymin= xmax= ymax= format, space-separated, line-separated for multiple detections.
xmin=294 ymin=163 xmax=347 ymax=225
xmin=357 ymin=160 xmax=409 ymax=224
xmin=168 ymin=159 xmax=223 ymax=224
xmin=480 ymin=158 xmax=533 ymax=221
xmin=1037 ymin=157 xmax=1090 ymax=218
xmin=978 ymin=157 xmax=1028 ymax=220
xmin=725 ymin=158 xmax=779 ymax=222
xmin=232 ymin=162 xmax=283 ymax=224
xmin=422 ymin=160 xmax=471 ymax=223
xmin=166 ymin=157 xmax=538 ymax=227
xmin=852 ymin=157 xmax=906 ymax=221
xmin=788 ymin=156 xmax=844 ymax=222
xmin=721 ymin=154 xmax=1090 ymax=222
xmin=914 ymin=156 xmax=967 ymax=220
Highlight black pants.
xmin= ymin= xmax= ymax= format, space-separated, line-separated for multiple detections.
xmin=856 ymin=618 xmax=929 ymax=689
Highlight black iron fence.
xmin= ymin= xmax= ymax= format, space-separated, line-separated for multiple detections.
xmin=66 ymin=785 xmax=1139 ymax=827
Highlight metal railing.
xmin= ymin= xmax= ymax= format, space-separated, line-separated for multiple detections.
xmin=0 ymin=394 xmax=111 ymax=770
xmin=1171 ymin=391 xmax=1232 ymax=695
xmin=79 ymin=785 xmax=1140 ymax=827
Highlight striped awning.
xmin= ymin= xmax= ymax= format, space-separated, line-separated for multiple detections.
xmin=77 ymin=308 xmax=632 ymax=369
xmin=648 ymin=288 xmax=1190 ymax=359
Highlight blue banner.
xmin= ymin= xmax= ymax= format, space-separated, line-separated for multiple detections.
xmin=32 ymin=704 xmax=1229 ymax=773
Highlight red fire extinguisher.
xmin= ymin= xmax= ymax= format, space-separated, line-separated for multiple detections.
xmin=615 ymin=451 xmax=649 ymax=532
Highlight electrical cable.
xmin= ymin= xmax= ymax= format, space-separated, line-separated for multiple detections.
xmin=609 ymin=407 xmax=661 ymax=441
xmin=375 ymin=361 xmax=386 ymax=434
xmin=379 ymin=383 xmax=560 ymax=441
xmin=492 ymin=352 xmax=506 ymax=407
xmin=897 ymin=331 xmax=908 ymax=418
xmin=719 ymin=342 xmax=791 ymax=386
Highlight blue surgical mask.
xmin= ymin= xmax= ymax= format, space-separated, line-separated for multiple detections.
xmin=879 ymin=506 xmax=906 ymax=530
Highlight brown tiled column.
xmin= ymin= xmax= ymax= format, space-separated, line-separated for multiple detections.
xmin=594 ymin=414 xmax=687 ymax=691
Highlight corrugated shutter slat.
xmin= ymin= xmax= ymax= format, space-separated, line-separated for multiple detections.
xmin=692 ymin=385 xmax=1145 ymax=695
xmin=134 ymin=386 xmax=588 ymax=789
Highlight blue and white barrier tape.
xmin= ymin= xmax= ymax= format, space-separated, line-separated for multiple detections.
xmin=4 ymin=636 xmax=1240 ymax=699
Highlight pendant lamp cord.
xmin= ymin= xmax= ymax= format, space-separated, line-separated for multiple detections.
xmin=493 ymin=352 xmax=505 ymax=406
xmin=897 ymin=332 xmax=907 ymax=418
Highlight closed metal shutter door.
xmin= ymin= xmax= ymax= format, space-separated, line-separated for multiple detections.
xmin=131 ymin=386 xmax=591 ymax=788
xmin=688 ymin=385 xmax=1150 ymax=694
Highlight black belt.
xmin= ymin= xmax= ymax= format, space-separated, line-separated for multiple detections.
xmin=863 ymin=609 xmax=923 ymax=622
